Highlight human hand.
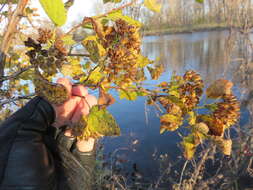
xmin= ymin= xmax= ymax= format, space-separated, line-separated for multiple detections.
xmin=52 ymin=78 xmax=97 ymax=152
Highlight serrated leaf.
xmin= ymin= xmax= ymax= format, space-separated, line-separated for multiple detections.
xmin=39 ymin=0 xmax=67 ymax=26
xmin=206 ymin=79 xmax=233 ymax=99
xmin=106 ymin=10 xmax=142 ymax=27
xmin=119 ymin=89 xmax=138 ymax=101
xmin=144 ymin=0 xmax=162 ymax=13
xmin=86 ymin=105 xmax=120 ymax=137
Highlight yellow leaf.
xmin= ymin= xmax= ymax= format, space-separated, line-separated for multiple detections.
xmin=61 ymin=35 xmax=75 ymax=46
xmin=105 ymin=10 xmax=142 ymax=27
xmin=144 ymin=0 xmax=162 ymax=13
xmin=39 ymin=0 xmax=67 ymax=26
xmin=137 ymin=55 xmax=150 ymax=68
xmin=181 ymin=135 xmax=196 ymax=160
xmin=61 ymin=59 xmax=83 ymax=77
xmin=206 ymin=79 xmax=233 ymax=99
xmin=82 ymin=36 xmax=106 ymax=63
xmin=160 ymin=114 xmax=183 ymax=131
xmin=118 ymin=89 xmax=138 ymax=101
xmin=188 ymin=111 xmax=196 ymax=126
xmin=160 ymin=127 xmax=167 ymax=134
xmin=82 ymin=67 xmax=103 ymax=85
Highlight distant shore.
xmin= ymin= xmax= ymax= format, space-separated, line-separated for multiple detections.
xmin=141 ymin=23 xmax=251 ymax=36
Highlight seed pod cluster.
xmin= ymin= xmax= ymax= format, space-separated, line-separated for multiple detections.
xmin=157 ymin=71 xmax=203 ymax=116
xmin=197 ymin=94 xmax=240 ymax=137
xmin=102 ymin=19 xmax=141 ymax=85
xmin=180 ymin=70 xmax=204 ymax=111
xmin=25 ymin=29 xmax=67 ymax=76
xmin=213 ymin=94 xmax=240 ymax=129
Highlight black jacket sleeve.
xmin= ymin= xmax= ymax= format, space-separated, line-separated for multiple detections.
xmin=0 ymin=97 xmax=56 ymax=190
xmin=0 ymin=97 xmax=96 ymax=190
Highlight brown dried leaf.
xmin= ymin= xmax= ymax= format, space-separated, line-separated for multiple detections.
xmin=98 ymin=88 xmax=115 ymax=107
xmin=206 ymin=79 xmax=233 ymax=99
xmin=212 ymin=137 xmax=232 ymax=156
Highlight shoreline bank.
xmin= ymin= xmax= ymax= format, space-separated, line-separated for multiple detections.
xmin=141 ymin=24 xmax=252 ymax=36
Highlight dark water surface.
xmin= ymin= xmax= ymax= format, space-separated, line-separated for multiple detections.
xmin=100 ymin=31 xmax=253 ymax=182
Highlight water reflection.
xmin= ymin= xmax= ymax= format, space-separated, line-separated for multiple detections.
xmin=101 ymin=31 xmax=253 ymax=183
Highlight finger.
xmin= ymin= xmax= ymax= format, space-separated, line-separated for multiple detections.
xmin=71 ymin=98 xmax=89 ymax=123
xmin=70 ymin=95 xmax=97 ymax=123
xmin=76 ymin=137 xmax=95 ymax=152
xmin=57 ymin=78 xmax=72 ymax=95
xmin=54 ymin=96 xmax=81 ymax=126
xmin=72 ymin=85 xmax=88 ymax=97
xmin=85 ymin=94 xmax=97 ymax=107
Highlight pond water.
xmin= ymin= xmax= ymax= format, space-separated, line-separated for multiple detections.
xmin=100 ymin=30 xmax=253 ymax=184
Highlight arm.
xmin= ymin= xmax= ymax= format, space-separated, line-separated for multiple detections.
xmin=0 ymin=97 xmax=57 ymax=190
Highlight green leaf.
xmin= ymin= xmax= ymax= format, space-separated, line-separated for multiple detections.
xmin=106 ymin=10 xmax=142 ymax=27
xmin=86 ymin=105 xmax=120 ymax=137
xmin=195 ymin=0 xmax=204 ymax=3
xmin=39 ymin=0 xmax=67 ymax=26
xmin=119 ymin=89 xmax=138 ymax=101
xmin=144 ymin=0 xmax=162 ymax=13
